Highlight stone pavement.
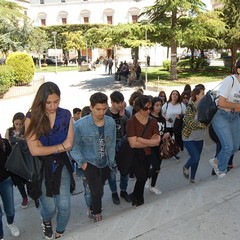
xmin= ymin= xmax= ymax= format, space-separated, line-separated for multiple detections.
xmin=1 ymin=65 xmax=239 ymax=240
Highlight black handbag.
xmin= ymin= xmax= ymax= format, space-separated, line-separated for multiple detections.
xmin=5 ymin=140 xmax=42 ymax=182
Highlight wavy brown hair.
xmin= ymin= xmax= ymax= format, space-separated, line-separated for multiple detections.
xmin=25 ymin=82 xmax=61 ymax=140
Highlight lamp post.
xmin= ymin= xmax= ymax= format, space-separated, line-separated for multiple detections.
xmin=145 ymin=29 xmax=148 ymax=89
xmin=52 ymin=31 xmax=57 ymax=73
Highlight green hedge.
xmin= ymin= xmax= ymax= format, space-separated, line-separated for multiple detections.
xmin=6 ymin=52 xmax=35 ymax=84
xmin=0 ymin=65 xmax=15 ymax=96
xmin=162 ymin=60 xmax=171 ymax=71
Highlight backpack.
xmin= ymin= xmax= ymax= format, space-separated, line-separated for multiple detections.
xmin=197 ymin=77 xmax=234 ymax=125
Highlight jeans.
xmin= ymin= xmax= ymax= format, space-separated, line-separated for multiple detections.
xmin=212 ymin=109 xmax=240 ymax=172
xmin=108 ymin=171 xmax=129 ymax=193
xmin=0 ymin=177 xmax=15 ymax=238
xmin=132 ymin=154 xmax=150 ymax=202
xmin=184 ymin=140 xmax=204 ymax=180
xmin=40 ymin=166 xmax=71 ymax=234
xmin=84 ymin=163 xmax=110 ymax=215
xmin=149 ymin=149 xmax=162 ymax=187
xmin=76 ymin=168 xmax=91 ymax=208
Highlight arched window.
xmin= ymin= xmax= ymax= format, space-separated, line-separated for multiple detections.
xmin=128 ymin=7 xmax=141 ymax=23
xmin=59 ymin=11 xmax=68 ymax=24
xmin=103 ymin=8 xmax=114 ymax=24
xmin=80 ymin=9 xmax=90 ymax=23
xmin=38 ymin=12 xmax=47 ymax=26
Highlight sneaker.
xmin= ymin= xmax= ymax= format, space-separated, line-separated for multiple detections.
xmin=218 ymin=172 xmax=226 ymax=179
xmin=145 ymin=179 xmax=150 ymax=189
xmin=55 ymin=232 xmax=63 ymax=239
xmin=120 ymin=191 xmax=132 ymax=203
xmin=149 ymin=186 xmax=162 ymax=195
xmin=183 ymin=166 xmax=189 ymax=179
xmin=209 ymin=158 xmax=219 ymax=176
xmin=112 ymin=192 xmax=120 ymax=205
xmin=174 ymin=155 xmax=181 ymax=163
xmin=190 ymin=179 xmax=196 ymax=183
xmin=21 ymin=197 xmax=28 ymax=208
xmin=89 ymin=213 xmax=102 ymax=223
xmin=129 ymin=173 xmax=135 ymax=180
xmin=87 ymin=209 xmax=94 ymax=220
xmin=41 ymin=221 xmax=53 ymax=240
xmin=7 ymin=223 xmax=20 ymax=237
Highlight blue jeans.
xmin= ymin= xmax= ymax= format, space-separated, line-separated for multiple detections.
xmin=212 ymin=109 xmax=240 ymax=172
xmin=0 ymin=177 xmax=15 ymax=238
xmin=184 ymin=140 xmax=204 ymax=180
xmin=76 ymin=168 xmax=91 ymax=208
xmin=40 ymin=166 xmax=70 ymax=234
xmin=108 ymin=170 xmax=128 ymax=193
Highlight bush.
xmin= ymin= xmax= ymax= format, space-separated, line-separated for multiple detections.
xmin=6 ymin=52 xmax=35 ymax=85
xmin=162 ymin=60 xmax=171 ymax=71
xmin=177 ymin=59 xmax=190 ymax=68
xmin=0 ymin=65 xmax=15 ymax=96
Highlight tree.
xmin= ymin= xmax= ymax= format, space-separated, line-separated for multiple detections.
xmin=63 ymin=31 xmax=86 ymax=64
xmin=0 ymin=0 xmax=31 ymax=54
xmin=28 ymin=28 xmax=50 ymax=67
xmin=180 ymin=11 xmax=226 ymax=67
xmin=221 ymin=0 xmax=240 ymax=72
xmin=141 ymin=0 xmax=205 ymax=80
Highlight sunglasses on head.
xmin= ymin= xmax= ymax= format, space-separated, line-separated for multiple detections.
xmin=142 ymin=107 xmax=151 ymax=111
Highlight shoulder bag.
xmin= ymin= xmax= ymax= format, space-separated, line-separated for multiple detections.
xmin=5 ymin=139 xmax=42 ymax=182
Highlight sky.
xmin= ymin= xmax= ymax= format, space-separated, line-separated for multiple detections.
xmin=203 ymin=0 xmax=212 ymax=10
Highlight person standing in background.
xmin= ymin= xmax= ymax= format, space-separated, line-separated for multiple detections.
xmin=24 ymin=82 xmax=75 ymax=239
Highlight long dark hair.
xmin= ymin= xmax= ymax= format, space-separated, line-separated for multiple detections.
xmin=168 ymin=90 xmax=181 ymax=104
xmin=25 ymin=82 xmax=61 ymax=139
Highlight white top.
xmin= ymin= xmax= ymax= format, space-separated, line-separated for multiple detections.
xmin=162 ymin=102 xmax=186 ymax=128
xmin=218 ymin=75 xmax=240 ymax=104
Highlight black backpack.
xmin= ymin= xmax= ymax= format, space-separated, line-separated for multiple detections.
xmin=197 ymin=77 xmax=234 ymax=125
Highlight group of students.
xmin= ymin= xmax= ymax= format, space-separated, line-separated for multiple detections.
xmin=1 ymin=60 xmax=240 ymax=240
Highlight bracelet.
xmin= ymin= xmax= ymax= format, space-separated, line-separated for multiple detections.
xmin=55 ymin=145 xmax=60 ymax=153
xmin=61 ymin=143 xmax=66 ymax=150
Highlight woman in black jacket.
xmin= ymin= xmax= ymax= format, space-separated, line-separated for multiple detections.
xmin=0 ymin=134 xmax=20 ymax=239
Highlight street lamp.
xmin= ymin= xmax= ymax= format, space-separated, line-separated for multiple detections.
xmin=145 ymin=29 xmax=148 ymax=89
xmin=52 ymin=31 xmax=57 ymax=73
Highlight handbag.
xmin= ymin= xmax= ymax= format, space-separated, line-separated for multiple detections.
xmin=116 ymin=117 xmax=152 ymax=175
xmin=159 ymin=137 xmax=180 ymax=159
xmin=5 ymin=139 xmax=42 ymax=182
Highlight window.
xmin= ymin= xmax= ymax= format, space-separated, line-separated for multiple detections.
xmin=40 ymin=0 xmax=44 ymax=4
xmin=83 ymin=17 xmax=89 ymax=23
xmin=62 ymin=18 xmax=67 ymax=24
xmin=41 ymin=19 xmax=46 ymax=26
xmin=61 ymin=0 xmax=66 ymax=2
xmin=107 ymin=16 xmax=112 ymax=24
xmin=132 ymin=15 xmax=138 ymax=23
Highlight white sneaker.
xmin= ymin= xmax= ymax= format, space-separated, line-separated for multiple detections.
xmin=218 ymin=172 xmax=226 ymax=179
xmin=149 ymin=186 xmax=162 ymax=195
xmin=209 ymin=158 xmax=220 ymax=176
xmin=7 ymin=223 xmax=20 ymax=237
xmin=145 ymin=179 xmax=150 ymax=189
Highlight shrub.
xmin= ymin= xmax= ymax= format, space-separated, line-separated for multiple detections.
xmin=0 ymin=65 xmax=15 ymax=96
xmin=6 ymin=52 xmax=35 ymax=85
xmin=177 ymin=59 xmax=190 ymax=68
xmin=162 ymin=60 xmax=171 ymax=71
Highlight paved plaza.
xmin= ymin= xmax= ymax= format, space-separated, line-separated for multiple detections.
xmin=1 ymin=65 xmax=240 ymax=240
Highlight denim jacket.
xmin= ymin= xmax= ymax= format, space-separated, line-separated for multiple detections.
xmin=70 ymin=113 xmax=116 ymax=169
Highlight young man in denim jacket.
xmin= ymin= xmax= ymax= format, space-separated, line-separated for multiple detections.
xmin=71 ymin=92 xmax=116 ymax=222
